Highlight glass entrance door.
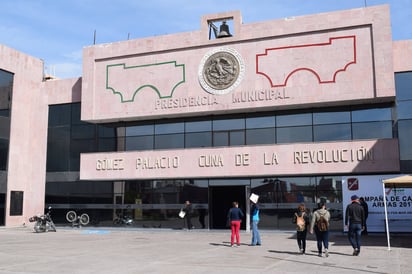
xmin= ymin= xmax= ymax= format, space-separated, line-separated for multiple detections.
xmin=209 ymin=185 xmax=246 ymax=229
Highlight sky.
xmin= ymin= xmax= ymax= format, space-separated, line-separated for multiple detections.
xmin=0 ymin=0 xmax=411 ymax=79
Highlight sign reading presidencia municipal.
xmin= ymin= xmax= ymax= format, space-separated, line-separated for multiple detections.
xmin=80 ymin=8 xmax=394 ymax=123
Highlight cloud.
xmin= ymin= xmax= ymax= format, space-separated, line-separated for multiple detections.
xmin=45 ymin=62 xmax=82 ymax=79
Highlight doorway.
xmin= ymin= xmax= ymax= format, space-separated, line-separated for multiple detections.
xmin=209 ymin=186 xmax=246 ymax=229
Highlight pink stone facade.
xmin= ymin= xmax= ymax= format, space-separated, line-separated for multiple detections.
xmin=1 ymin=5 xmax=411 ymax=226
xmin=81 ymin=5 xmax=395 ymax=123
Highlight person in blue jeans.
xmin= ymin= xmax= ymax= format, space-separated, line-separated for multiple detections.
xmin=345 ymin=195 xmax=365 ymax=256
xmin=250 ymin=200 xmax=261 ymax=246
xmin=310 ymin=202 xmax=330 ymax=257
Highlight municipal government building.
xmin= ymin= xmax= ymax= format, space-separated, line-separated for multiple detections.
xmin=1 ymin=5 xmax=411 ymax=231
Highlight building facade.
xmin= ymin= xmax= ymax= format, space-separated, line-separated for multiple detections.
xmin=1 ymin=5 xmax=412 ymax=230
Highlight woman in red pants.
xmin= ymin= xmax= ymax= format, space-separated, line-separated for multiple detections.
xmin=227 ymin=201 xmax=244 ymax=247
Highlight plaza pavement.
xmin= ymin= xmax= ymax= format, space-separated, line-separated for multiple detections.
xmin=0 ymin=226 xmax=410 ymax=274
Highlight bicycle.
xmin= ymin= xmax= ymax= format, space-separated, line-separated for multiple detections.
xmin=66 ymin=210 xmax=90 ymax=227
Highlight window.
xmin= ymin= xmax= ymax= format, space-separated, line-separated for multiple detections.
xmin=276 ymin=113 xmax=311 ymax=127
xmin=397 ymin=120 xmax=412 ymax=160
xmin=155 ymin=134 xmax=184 ymax=149
xmin=213 ymin=118 xmax=244 ymax=131
xmin=314 ymin=124 xmax=351 ymax=141
xmin=185 ymin=120 xmax=212 ymax=148
xmin=0 ymin=69 xmax=13 ymax=171
xmin=397 ymin=101 xmax=412 ymax=119
xmin=395 ymin=72 xmax=412 ymax=101
xmin=155 ymin=122 xmax=184 ymax=134
xmin=185 ymin=132 xmax=212 ymax=148
xmin=352 ymin=108 xmax=391 ymax=122
xmin=185 ymin=120 xmax=212 ymax=132
xmin=277 ymin=126 xmax=312 ymax=144
xmin=352 ymin=121 xmax=393 ymax=139
xmin=313 ymin=111 xmax=350 ymax=124
xmin=126 ymin=124 xmax=154 ymax=136
xmin=246 ymin=128 xmax=275 ymax=145
xmin=246 ymin=116 xmax=276 ymax=129
xmin=10 ymin=191 xmax=23 ymax=216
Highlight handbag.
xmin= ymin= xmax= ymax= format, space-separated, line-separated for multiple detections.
xmin=179 ymin=209 xmax=186 ymax=218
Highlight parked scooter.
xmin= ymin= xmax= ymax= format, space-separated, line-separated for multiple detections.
xmin=29 ymin=206 xmax=57 ymax=233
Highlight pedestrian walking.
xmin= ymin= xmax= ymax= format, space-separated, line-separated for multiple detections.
xmin=227 ymin=201 xmax=244 ymax=247
xmin=359 ymin=197 xmax=369 ymax=235
xmin=310 ymin=202 xmax=330 ymax=257
xmin=292 ymin=203 xmax=310 ymax=254
xmin=345 ymin=195 xmax=365 ymax=256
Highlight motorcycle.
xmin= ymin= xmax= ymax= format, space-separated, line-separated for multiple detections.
xmin=29 ymin=206 xmax=57 ymax=233
xmin=113 ymin=211 xmax=134 ymax=226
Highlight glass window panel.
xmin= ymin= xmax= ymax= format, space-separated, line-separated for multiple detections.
xmin=185 ymin=132 xmax=212 ymax=148
xmin=98 ymin=125 xmax=118 ymax=138
xmin=70 ymin=103 xmax=84 ymax=125
xmin=126 ymin=136 xmax=153 ymax=151
xmin=155 ymin=133 xmax=184 ymax=149
xmin=0 ymin=69 xmax=12 ymax=112
xmin=49 ymin=104 xmax=71 ymax=126
xmin=313 ymin=111 xmax=350 ymax=125
xmin=352 ymin=108 xmax=391 ymax=122
xmin=0 ymin=138 xmax=9 ymax=170
xmin=276 ymin=126 xmax=312 ymax=143
xmin=395 ymin=72 xmax=412 ymax=101
xmin=98 ymin=137 xmax=118 ymax=152
xmin=313 ymin=124 xmax=351 ymax=142
xmin=316 ymin=177 xmax=342 ymax=203
xmin=209 ymin=178 xmax=250 ymax=186
xmin=397 ymin=101 xmax=412 ymax=119
xmin=229 ymin=131 xmax=245 ymax=146
xmin=155 ymin=122 xmax=184 ymax=134
xmin=0 ymin=109 xmax=10 ymax=117
xmin=213 ymin=118 xmax=244 ymax=131
xmin=70 ymin=139 xmax=96 ymax=171
xmin=71 ymin=124 xmax=96 ymax=139
xmin=398 ymin=120 xmax=412 ymax=160
xmin=246 ymin=116 xmax=276 ymax=129
xmin=246 ymin=128 xmax=275 ymax=145
xmin=185 ymin=120 xmax=212 ymax=132
xmin=10 ymin=191 xmax=23 ymax=216
xmin=213 ymin=132 xmax=229 ymax=147
xmin=46 ymin=127 xmax=70 ymax=172
xmin=276 ymin=113 xmax=312 ymax=127
xmin=352 ymin=121 xmax=392 ymax=139
xmin=126 ymin=124 xmax=154 ymax=136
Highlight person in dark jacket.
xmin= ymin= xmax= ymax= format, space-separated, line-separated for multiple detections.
xmin=227 ymin=201 xmax=244 ymax=247
xmin=183 ymin=200 xmax=194 ymax=229
xmin=359 ymin=197 xmax=369 ymax=235
xmin=345 ymin=195 xmax=365 ymax=256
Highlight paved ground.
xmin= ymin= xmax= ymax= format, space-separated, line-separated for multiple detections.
xmin=0 ymin=226 xmax=411 ymax=274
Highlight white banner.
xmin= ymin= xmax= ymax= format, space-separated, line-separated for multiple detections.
xmin=342 ymin=174 xmax=412 ymax=232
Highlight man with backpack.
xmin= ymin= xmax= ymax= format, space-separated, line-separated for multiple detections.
xmin=310 ymin=202 xmax=331 ymax=257
xmin=345 ymin=195 xmax=365 ymax=256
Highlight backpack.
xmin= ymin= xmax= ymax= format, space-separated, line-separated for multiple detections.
xmin=317 ymin=212 xmax=329 ymax=232
xmin=295 ymin=212 xmax=306 ymax=231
